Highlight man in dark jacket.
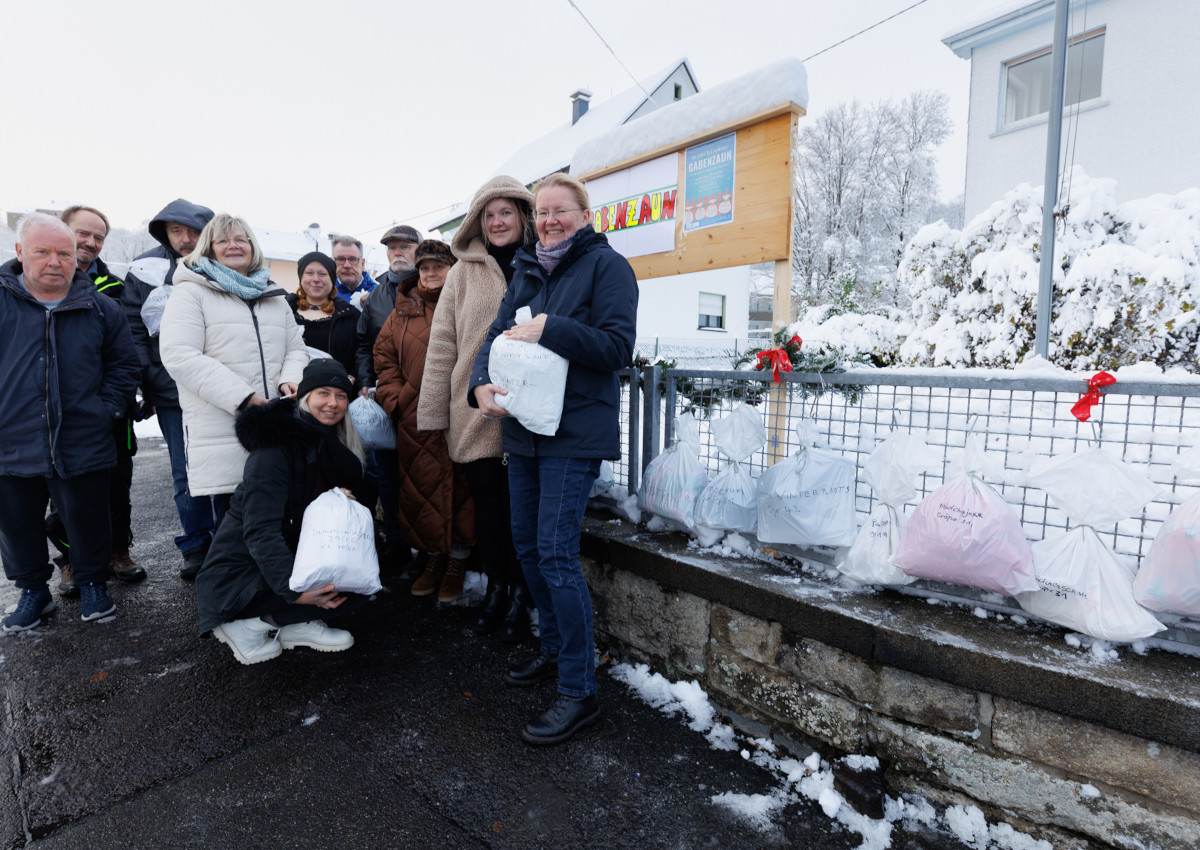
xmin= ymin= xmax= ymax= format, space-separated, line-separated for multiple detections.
xmin=46 ymin=206 xmax=147 ymax=591
xmin=330 ymin=235 xmax=375 ymax=306
xmin=0 ymin=214 xmax=140 ymax=631
xmin=355 ymin=225 xmax=419 ymax=563
xmin=120 ymin=199 xmax=216 ymax=578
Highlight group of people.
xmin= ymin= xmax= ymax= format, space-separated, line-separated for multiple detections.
xmin=0 ymin=172 xmax=638 ymax=745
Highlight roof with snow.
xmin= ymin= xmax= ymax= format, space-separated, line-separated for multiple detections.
xmin=941 ymin=0 xmax=1100 ymax=58
xmin=430 ymin=58 xmax=698 ymax=231
xmin=572 ymin=57 xmax=808 ymax=178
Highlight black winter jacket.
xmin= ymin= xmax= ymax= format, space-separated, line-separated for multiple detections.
xmin=88 ymin=257 xmax=124 ymax=302
xmin=120 ymin=199 xmax=215 ymax=408
xmin=0 ymin=260 xmax=139 ymax=477
xmin=195 ymin=399 xmax=364 ymax=634
xmin=469 ymin=226 xmax=638 ymax=459
xmin=285 ymin=292 xmax=361 ymax=382
xmin=355 ymin=267 xmax=416 ymax=389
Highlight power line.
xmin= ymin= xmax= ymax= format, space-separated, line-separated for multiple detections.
xmin=801 ymin=0 xmax=932 ymax=63
xmin=567 ymin=0 xmax=654 ymax=100
xmin=347 ymin=202 xmax=458 ymax=240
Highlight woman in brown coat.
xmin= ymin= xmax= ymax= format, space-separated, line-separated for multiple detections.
xmin=417 ymin=176 xmax=536 ymax=639
xmin=373 ymin=240 xmax=474 ymax=602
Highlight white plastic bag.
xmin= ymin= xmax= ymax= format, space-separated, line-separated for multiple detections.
xmin=141 ymin=283 xmax=173 ymax=337
xmin=756 ymin=421 xmax=857 ymax=548
xmin=1134 ymin=493 xmax=1200 ymax=617
xmin=695 ymin=404 xmax=767 ymax=535
xmin=890 ymin=435 xmax=1038 ymax=596
xmin=290 ymin=489 xmax=381 ymax=595
xmin=1018 ymin=449 xmax=1164 ymax=640
xmin=839 ymin=433 xmax=937 ymax=585
xmin=590 ymin=460 xmax=617 ymax=500
xmin=348 ymin=396 xmax=395 ymax=450
xmin=638 ymin=414 xmax=709 ymax=529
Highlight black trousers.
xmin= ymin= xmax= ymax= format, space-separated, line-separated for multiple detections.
xmin=463 ymin=457 xmax=523 ymax=586
xmin=47 ymin=419 xmax=134 ymax=556
xmin=0 ymin=468 xmax=112 ymax=589
xmin=235 ymin=589 xmax=369 ymax=626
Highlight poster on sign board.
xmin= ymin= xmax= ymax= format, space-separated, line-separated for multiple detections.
xmin=683 ymin=133 xmax=736 ymax=232
xmin=585 ymin=153 xmax=678 ymax=259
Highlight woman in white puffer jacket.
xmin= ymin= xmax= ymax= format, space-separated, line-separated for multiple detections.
xmin=160 ymin=213 xmax=308 ymax=523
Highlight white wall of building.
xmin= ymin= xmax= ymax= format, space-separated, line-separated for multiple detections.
xmin=956 ymin=0 xmax=1200 ymax=219
xmin=636 ymin=264 xmax=751 ymax=342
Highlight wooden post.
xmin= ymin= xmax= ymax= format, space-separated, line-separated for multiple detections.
xmin=766 ymin=112 xmax=798 ymax=465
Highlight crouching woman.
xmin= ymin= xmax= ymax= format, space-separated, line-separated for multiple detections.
xmin=197 ymin=359 xmax=368 ymax=665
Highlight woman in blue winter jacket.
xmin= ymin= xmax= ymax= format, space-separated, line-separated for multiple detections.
xmin=471 ymin=173 xmax=638 ymax=745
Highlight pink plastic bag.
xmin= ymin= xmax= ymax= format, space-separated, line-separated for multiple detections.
xmin=890 ymin=436 xmax=1037 ymax=596
xmin=1133 ymin=493 xmax=1200 ymax=617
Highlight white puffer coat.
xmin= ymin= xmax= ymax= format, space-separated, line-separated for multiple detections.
xmin=417 ymin=176 xmax=534 ymax=463
xmin=160 ymin=264 xmax=309 ymax=495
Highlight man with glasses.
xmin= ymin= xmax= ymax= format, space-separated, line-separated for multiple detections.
xmin=330 ymin=235 xmax=375 ymax=307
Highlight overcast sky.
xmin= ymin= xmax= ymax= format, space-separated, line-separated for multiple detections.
xmin=2 ymin=0 xmax=1002 ymax=242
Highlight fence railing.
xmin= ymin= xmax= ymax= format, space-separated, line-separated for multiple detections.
xmin=610 ymin=366 xmax=1200 ymax=655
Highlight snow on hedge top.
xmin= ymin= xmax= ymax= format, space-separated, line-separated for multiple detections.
xmin=573 ymin=57 xmax=808 ymax=177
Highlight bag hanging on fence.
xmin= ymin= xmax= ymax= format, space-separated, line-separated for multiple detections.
xmin=839 ymin=433 xmax=938 ymax=585
xmin=890 ymin=434 xmax=1038 ymax=596
xmin=1132 ymin=446 xmax=1200 ymax=618
xmin=756 ymin=420 xmax=857 ymax=548
xmin=1016 ymin=449 xmax=1165 ymax=640
xmin=290 ymin=489 xmax=382 ymax=596
xmin=695 ymin=404 xmax=767 ymax=535
xmin=590 ymin=460 xmax=617 ymax=500
xmin=638 ymin=413 xmax=709 ymax=529
xmin=348 ymin=396 xmax=396 ymax=451
xmin=488 ymin=307 xmax=569 ymax=436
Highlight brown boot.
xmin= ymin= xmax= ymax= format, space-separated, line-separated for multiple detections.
xmin=111 ymin=549 xmax=148 ymax=583
xmin=56 ymin=557 xmax=79 ymax=598
xmin=410 ymin=553 xmax=447 ymax=597
xmin=437 ymin=556 xmax=467 ymax=603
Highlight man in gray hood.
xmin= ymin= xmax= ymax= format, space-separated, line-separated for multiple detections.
xmin=121 ymin=199 xmax=217 ymax=578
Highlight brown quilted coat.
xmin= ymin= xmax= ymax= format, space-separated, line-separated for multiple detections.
xmin=373 ymin=276 xmax=474 ymax=553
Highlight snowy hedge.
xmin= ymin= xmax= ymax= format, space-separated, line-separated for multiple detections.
xmin=799 ymin=170 xmax=1200 ymax=373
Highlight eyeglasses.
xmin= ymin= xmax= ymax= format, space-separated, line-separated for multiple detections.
xmin=534 ymin=208 xmax=584 ymax=222
xmin=333 ymin=257 xmax=362 ymax=265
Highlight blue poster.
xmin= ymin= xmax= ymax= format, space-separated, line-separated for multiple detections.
xmin=683 ymin=133 xmax=736 ymax=232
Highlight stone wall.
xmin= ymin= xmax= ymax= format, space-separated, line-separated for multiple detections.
xmin=581 ymin=518 xmax=1200 ymax=849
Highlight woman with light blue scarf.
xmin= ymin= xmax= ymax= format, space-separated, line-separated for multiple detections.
xmin=160 ymin=213 xmax=309 ymax=526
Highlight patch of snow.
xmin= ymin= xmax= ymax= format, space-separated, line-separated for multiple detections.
xmin=973 ymin=607 xmax=989 ymax=620
xmin=710 ymin=789 xmax=787 ymax=832
xmin=38 ymin=771 xmax=58 ymax=787
xmin=840 ymin=754 xmax=880 ymax=772
xmin=818 ymin=787 xmax=843 ymax=818
xmin=302 ymin=714 xmax=319 ymax=726
xmin=1064 ymin=634 xmax=1082 ymax=648
xmin=1080 ymin=783 xmax=1101 ymax=798
xmin=946 ymin=804 xmax=990 ymax=847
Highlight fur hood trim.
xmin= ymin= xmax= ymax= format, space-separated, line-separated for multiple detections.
xmin=235 ymin=398 xmax=326 ymax=453
xmin=451 ymin=176 xmax=535 ymax=260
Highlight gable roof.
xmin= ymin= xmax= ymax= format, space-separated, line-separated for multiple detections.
xmin=942 ymin=0 xmax=1106 ymax=58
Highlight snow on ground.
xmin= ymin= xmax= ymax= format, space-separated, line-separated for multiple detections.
xmin=610 ymin=660 xmax=1052 ymax=850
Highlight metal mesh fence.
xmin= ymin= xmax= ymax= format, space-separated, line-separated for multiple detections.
xmin=613 ymin=367 xmax=1200 ymax=655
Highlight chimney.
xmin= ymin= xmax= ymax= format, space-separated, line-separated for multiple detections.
xmin=570 ymin=89 xmax=593 ymax=125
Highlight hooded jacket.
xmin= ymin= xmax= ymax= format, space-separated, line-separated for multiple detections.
xmin=194 ymin=399 xmax=363 ymax=634
xmin=356 ymin=266 xmax=417 ymax=389
xmin=159 ymin=263 xmax=309 ymax=496
xmin=374 ymin=277 xmax=474 ymax=553
xmin=120 ymin=199 xmax=215 ymax=407
xmin=417 ymin=176 xmax=534 ymax=464
xmin=0 ymin=259 xmax=139 ymax=478
xmin=469 ymin=225 xmax=638 ymax=460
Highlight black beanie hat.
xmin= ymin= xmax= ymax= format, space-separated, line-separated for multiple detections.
xmin=298 ymin=358 xmax=354 ymax=399
xmin=297 ymin=251 xmax=337 ymax=285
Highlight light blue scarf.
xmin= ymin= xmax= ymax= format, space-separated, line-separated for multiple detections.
xmin=195 ymin=256 xmax=271 ymax=300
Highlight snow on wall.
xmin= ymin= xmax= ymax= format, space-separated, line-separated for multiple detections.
xmin=573 ymin=57 xmax=808 ymax=177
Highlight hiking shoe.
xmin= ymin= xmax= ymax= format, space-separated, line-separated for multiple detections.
xmin=2 ymin=587 xmax=56 ymax=632
xmin=111 ymin=549 xmax=148 ymax=583
xmin=437 ymin=556 xmax=467 ymax=603
xmin=504 ymin=651 xmax=559 ymax=687
xmin=179 ymin=544 xmax=209 ymax=580
xmin=79 ymin=582 xmax=116 ymax=621
xmin=277 ymin=620 xmax=354 ymax=652
xmin=56 ymin=557 xmax=79 ymax=598
xmin=521 ymin=692 xmax=602 ymax=745
xmin=410 ymin=553 xmax=447 ymax=597
xmin=212 ymin=618 xmax=281 ymax=665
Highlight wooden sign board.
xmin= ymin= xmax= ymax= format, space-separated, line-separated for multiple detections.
xmin=576 ymin=104 xmax=802 ymax=280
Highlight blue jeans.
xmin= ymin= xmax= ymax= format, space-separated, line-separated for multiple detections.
xmin=156 ymin=405 xmax=218 ymax=555
xmin=508 ymin=454 xmax=601 ymax=698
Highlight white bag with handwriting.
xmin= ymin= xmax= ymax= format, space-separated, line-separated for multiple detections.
xmin=756 ymin=422 xmax=857 ymax=548
xmin=290 ymin=489 xmax=381 ymax=595
xmin=488 ymin=335 xmax=569 ymax=436
xmin=695 ymin=404 xmax=767 ymax=534
xmin=638 ymin=414 xmax=709 ymax=529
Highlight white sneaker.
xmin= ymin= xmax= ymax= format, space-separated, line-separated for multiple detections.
xmin=277 ymin=620 xmax=354 ymax=652
xmin=212 ymin=618 xmax=282 ymax=665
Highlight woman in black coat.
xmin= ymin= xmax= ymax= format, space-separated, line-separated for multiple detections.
xmin=196 ymin=359 xmax=368 ymax=665
xmin=286 ymin=252 xmax=361 ymax=381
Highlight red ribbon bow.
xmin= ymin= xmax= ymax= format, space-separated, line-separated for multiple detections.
xmin=1070 ymin=371 xmax=1116 ymax=422
xmin=755 ymin=336 xmax=802 ymax=383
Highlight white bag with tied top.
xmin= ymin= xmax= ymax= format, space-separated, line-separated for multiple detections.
xmin=1134 ymin=447 xmax=1200 ymax=617
xmin=756 ymin=421 xmax=857 ymax=548
xmin=488 ymin=307 xmax=569 ymax=436
xmin=638 ymin=413 xmax=709 ymax=529
xmin=291 ymin=489 xmax=381 ymax=596
xmin=695 ymin=404 xmax=768 ymax=534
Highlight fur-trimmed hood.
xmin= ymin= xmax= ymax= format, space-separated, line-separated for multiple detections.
xmin=234 ymin=398 xmax=327 ymax=453
xmin=451 ymin=176 xmax=535 ymax=261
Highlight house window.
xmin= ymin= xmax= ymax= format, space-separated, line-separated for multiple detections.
xmin=1003 ymin=28 xmax=1104 ymax=126
xmin=699 ymin=292 xmax=725 ymax=330
xmin=673 ymin=83 xmax=683 ymax=101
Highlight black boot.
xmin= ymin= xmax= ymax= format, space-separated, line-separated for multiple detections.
xmin=503 ymin=651 xmax=558 ymax=687
xmin=521 ymin=692 xmax=601 ymax=745
xmin=500 ymin=584 xmax=532 ymax=644
xmin=471 ymin=581 xmax=510 ymax=634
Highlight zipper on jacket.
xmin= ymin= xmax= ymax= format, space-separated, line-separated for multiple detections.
xmin=44 ymin=311 xmax=55 ymax=463
xmin=501 ymin=451 xmax=507 ymax=467
xmin=248 ymin=301 xmax=270 ymax=398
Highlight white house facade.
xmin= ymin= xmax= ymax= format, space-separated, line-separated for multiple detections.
xmin=944 ymin=0 xmax=1200 ymax=220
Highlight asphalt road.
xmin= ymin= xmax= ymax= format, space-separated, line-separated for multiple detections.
xmin=0 ymin=436 xmax=963 ymax=849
